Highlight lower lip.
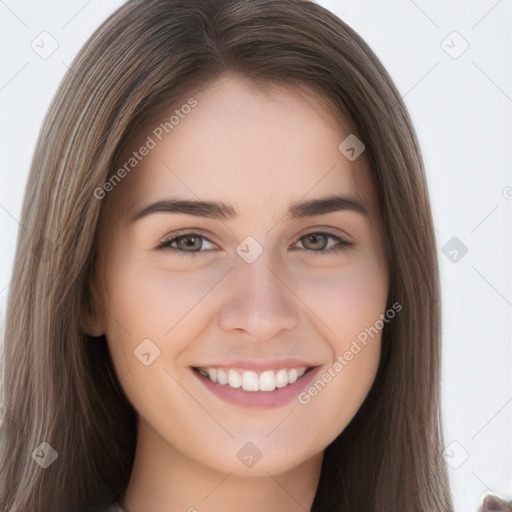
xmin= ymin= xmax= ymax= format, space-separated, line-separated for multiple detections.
xmin=192 ymin=367 xmax=321 ymax=409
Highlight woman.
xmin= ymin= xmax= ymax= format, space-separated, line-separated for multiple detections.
xmin=0 ymin=0 xmax=454 ymax=510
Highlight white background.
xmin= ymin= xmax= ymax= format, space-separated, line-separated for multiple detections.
xmin=0 ymin=1 xmax=511 ymax=510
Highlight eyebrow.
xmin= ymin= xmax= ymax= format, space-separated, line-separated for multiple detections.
xmin=129 ymin=194 xmax=370 ymax=223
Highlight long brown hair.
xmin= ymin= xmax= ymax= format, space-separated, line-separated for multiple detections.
xmin=0 ymin=0 xmax=453 ymax=510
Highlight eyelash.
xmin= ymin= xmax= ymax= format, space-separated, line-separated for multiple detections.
xmin=156 ymin=231 xmax=352 ymax=256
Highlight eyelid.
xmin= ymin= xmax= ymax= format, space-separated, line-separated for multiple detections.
xmin=290 ymin=231 xmax=352 ymax=252
xmin=156 ymin=230 xmax=218 ymax=252
xmin=294 ymin=226 xmax=353 ymax=245
xmin=156 ymin=228 xmax=352 ymax=254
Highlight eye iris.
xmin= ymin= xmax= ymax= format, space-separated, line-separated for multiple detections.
xmin=303 ymin=233 xmax=328 ymax=250
xmin=177 ymin=236 xmax=202 ymax=251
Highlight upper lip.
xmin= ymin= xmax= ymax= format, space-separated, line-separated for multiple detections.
xmin=192 ymin=359 xmax=318 ymax=371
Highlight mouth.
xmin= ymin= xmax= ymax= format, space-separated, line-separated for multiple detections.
xmin=191 ymin=364 xmax=320 ymax=408
xmin=193 ymin=366 xmax=313 ymax=392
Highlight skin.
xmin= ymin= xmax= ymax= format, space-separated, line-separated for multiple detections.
xmin=87 ymin=73 xmax=388 ymax=512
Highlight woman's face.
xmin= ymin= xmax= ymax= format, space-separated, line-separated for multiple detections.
xmin=91 ymin=74 xmax=388 ymax=477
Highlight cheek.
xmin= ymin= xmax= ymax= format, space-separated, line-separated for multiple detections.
xmin=288 ymin=255 xmax=387 ymax=440
xmin=101 ymin=249 xmax=227 ymax=376
xmin=293 ymin=253 xmax=388 ymax=344
xmin=100 ymin=252 xmax=232 ymax=442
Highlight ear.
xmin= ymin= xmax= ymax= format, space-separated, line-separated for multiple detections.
xmin=81 ymin=299 xmax=106 ymax=338
xmin=81 ymin=261 xmax=107 ymax=338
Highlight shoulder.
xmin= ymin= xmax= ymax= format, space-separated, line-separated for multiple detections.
xmin=56 ymin=505 xmax=126 ymax=512
xmin=105 ymin=505 xmax=125 ymax=512
xmin=479 ymin=494 xmax=512 ymax=511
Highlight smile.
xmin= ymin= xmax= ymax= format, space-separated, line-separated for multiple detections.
xmin=192 ymin=363 xmax=321 ymax=408
xmin=196 ymin=367 xmax=309 ymax=392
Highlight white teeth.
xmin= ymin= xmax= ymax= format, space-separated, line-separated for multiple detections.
xmin=198 ymin=366 xmax=308 ymax=392
xmin=228 ymin=369 xmax=242 ymax=388
xmin=275 ymin=369 xmax=288 ymax=388
xmin=217 ymin=368 xmax=228 ymax=385
xmin=242 ymin=371 xmax=259 ymax=391
xmin=259 ymin=370 xmax=276 ymax=391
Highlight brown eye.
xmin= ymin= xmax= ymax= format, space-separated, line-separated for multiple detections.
xmin=301 ymin=233 xmax=329 ymax=251
xmin=157 ymin=233 xmax=216 ymax=253
xmin=175 ymin=235 xmax=203 ymax=251
xmin=294 ymin=232 xmax=352 ymax=253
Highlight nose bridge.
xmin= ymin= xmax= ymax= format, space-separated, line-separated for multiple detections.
xmin=235 ymin=246 xmax=284 ymax=312
xmin=218 ymin=242 xmax=299 ymax=339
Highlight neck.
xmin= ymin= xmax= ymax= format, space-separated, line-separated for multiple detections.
xmin=121 ymin=418 xmax=323 ymax=512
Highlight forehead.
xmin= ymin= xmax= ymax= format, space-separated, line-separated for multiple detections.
xmin=108 ymin=73 xmax=377 ymax=222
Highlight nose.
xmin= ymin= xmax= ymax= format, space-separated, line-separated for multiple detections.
xmin=218 ymin=251 xmax=299 ymax=341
